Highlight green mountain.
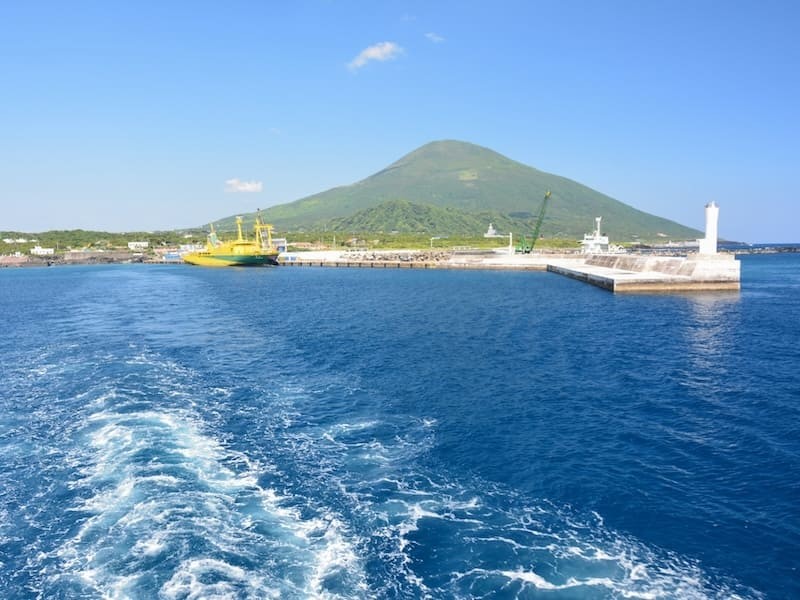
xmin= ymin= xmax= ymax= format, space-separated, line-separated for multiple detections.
xmin=220 ymin=140 xmax=701 ymax=241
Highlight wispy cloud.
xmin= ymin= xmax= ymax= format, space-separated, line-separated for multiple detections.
xmin=348 ymin=41 xmax=403 ymax=71
xmin=425 ymin=32 xmax=445 ymax=43
xmin=225 ymin=178 xmax=263 ymax=193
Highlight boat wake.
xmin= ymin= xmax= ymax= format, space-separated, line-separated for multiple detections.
xmin=271 ymin=409 xmax=758 ymax=599
xmin=2 ymin=322 xmax=761 ymax=599
xmin=10 ymin=350 xmax=366 ymax=599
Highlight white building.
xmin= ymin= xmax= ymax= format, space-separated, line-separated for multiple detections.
xmin=179 ymin=243 xmax=206 ymax=254
xmin=30 ymin=245 xmax=55 ymax=256
xmin=483 ymin=223 xmax=504 ymax=238
xmin=580 ymin=217 xmax=610 ymax=254
xmin=128 ymin=241 xmax=150 ymax=250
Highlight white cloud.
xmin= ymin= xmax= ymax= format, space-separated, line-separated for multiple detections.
xmin=348 ymin=41 xmax=403 ymax=71
xmin=225 ymin=178 xmax=263 ymax=193
xmin=425 ymin=32 xmax=445 ymax=43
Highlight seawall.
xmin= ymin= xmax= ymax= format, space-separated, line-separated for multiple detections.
xmin=547 ymin=253 xmax=740 ymax=292
xmin=278 ymin=250 xmax=741 ymax=293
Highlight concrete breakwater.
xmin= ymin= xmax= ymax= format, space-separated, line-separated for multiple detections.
xmin=278 ymin=250 xmax=562 ymax=271
xmin=548 ymin=253 xmax=740 ymax=292
xmin=279 ymin=249 xmax=741 ymax=292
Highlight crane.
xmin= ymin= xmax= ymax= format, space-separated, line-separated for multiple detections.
xmin=516 ymin=190 xmax=552 ymax=253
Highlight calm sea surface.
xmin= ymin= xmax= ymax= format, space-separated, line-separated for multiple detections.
xmin=1 ymin=254 xmax=798 ymax=599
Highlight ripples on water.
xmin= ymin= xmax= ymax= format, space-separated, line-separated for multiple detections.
xmin=1 ymin=256 xmax=798 ymax=598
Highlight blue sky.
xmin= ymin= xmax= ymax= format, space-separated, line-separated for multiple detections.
xmin=1 ymin=0 xmax=798 ymax=242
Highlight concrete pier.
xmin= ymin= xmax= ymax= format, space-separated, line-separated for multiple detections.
xmin=547 ymin=254 xmax=740 ymax=292
xmin=279 ymin=254 xmax=550 ymax=271
xmin=278 ymin=249 xmax=740 ymax=292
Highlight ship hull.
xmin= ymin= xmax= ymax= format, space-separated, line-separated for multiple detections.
xmin=182 ymin=252 xmax=279 ymax=267
xmin=183 ymin=213 xmax=280 ymax=267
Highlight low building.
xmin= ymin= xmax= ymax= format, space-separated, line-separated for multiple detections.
xmin=30 ymin=245 xmax=55 ymax=256
xmin=128 ymin=241 xmax=150 ymax=250
xmin=153 ymin=247 xmax=182 ymax=262
xmin=483 ymin=223 xmax=504 ymax=238
xmin=179 ymin=243 xmax=205 ymax=253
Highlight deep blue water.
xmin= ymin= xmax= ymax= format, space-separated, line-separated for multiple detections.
xmin=1 ymin=254 xmax=798 ymax=599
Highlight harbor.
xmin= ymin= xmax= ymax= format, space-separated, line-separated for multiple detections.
xmin=277 ymin=203 xmax=741 ymax=292
xmin=2 ymin=203 xmax=742 ymax=293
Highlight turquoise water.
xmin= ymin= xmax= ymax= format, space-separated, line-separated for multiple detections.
xmin=1 ymin=255 xmax=798 ymax=598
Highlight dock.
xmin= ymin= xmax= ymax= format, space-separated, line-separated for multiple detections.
xmin=279 ymin=250 xmax=554 ymax=271
xmin=277 ymin=250 xmax=740 ymax=293
xmin=280 ymin=260 xmax=544 ymax=270
xmin=546 ymin=254 xmax=740 ymax=292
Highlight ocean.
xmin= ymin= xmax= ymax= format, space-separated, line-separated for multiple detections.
xmin=1 ymin=254 xmax=798 ymax=599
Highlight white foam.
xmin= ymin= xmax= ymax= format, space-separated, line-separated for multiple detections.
xmin=305 ymin=517 xmax=366 ymax=597
xmin=75 ymin=475 xmax=136 ymax=513
xmin=467 ymin=535 xmax=527 ymax=550
xmin=55 ymin=399 xmax=369 ymax=599
xmin=445 ymin=496 xmax=480 ymax=510
xmin=160 ymin=558 xmax=277 ymax=600
xmin=131 ymin=532 xmax=167 ymax=557
xmin=500 ymin=568 xmax=559 ymax=589
xmin=330 ymin=420 xmax=379 ymax=435
xmin=135 ymin=474 xmax=182 ymax=487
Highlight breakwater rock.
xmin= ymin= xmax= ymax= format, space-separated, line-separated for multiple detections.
xmin=343 ymin=250 xmax=452 ymax=263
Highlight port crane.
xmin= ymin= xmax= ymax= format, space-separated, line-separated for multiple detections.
xmin=516 ymin=190 xmax=552 ymax=253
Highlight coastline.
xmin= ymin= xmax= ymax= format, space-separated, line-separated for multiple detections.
xmin=1 ymin=244 xmax=797 ymax=270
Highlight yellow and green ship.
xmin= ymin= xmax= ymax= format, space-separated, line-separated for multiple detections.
xmin=182 ymin=213 xmax=279 ymax=267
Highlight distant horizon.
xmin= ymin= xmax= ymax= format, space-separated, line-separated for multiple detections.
xmin=1 ymin=2 xmax=797 ymax=242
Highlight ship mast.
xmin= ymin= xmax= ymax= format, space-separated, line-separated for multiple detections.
xmin=235 ymin=216 xmax=245 ymax=242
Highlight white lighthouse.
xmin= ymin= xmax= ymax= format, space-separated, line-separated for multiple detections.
xmin=698 ymin=201 xmax=719 ymax=255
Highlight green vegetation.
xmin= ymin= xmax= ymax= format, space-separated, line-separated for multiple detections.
xmin=1 ymin=225 xmax=578 ymax=256
xmin=284 ymin=230 xmax=579 ymax=251
xmin=328 ymin=199 xmax=519 ymax=235
xmin=0 ymin=229 xmax=206 ymax=254
xmin=217 ymin=140 xmax=702 ymax=242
